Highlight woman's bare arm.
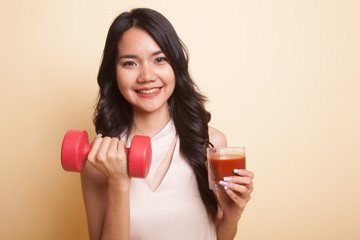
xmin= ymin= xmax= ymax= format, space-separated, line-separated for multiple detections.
xmin=209 ymin=126 xmax=254 ymax=240
xmin=81 ymin=136 xmax=131 ymax=240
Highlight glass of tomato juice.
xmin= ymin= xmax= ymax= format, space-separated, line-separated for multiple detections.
xmin=207 ymin=147 xmax=246 ymax=191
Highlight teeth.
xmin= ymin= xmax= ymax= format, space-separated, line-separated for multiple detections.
xmin=137 ymin=88 xmax=160 ymax=94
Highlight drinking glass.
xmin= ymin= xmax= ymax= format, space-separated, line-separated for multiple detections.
xmin=207 ymin=147 xmax=246 ymax=191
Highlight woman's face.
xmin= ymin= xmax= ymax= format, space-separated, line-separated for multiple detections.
xmin=116 ymin=27 xmax=175 ymax=116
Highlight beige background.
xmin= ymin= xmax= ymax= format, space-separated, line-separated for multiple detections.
xmin=1 ymin=0 xmax=359 ymax=239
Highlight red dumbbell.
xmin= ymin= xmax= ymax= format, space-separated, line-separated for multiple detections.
xmin=61 ymin=130 xmax=152 ymax=178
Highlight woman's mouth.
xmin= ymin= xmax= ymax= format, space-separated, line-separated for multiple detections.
xmin=136 ymin=87 xmax=161 ymax=94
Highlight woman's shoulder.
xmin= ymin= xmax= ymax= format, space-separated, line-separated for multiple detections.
xmin=208 ymin=126 xmax=227 ymax=148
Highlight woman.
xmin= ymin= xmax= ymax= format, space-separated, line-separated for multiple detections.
xmin=81 ymin=8 xmax=254 ymax=240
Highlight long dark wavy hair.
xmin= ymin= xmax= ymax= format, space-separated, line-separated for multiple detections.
xmin=94 ymin=8 xmax=218 ymax=222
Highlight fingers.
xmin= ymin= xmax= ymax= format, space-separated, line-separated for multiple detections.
xmin=98 ymin=137 xmax=111 ymax=162
xmin=219 ymin=169 xmax=254 ymax=202
xmin=107 ymin=137 xmax=122 ymax=161
xmin=87 ymin=134 xmax=127 ymax=177
xmin=220 ymin=180 xmax=252 ymax=201
xmin=234 ymin=169 xmax=254 ymax=179
xmin=87 ymin=134 xmax=105 ymax=164
xmin=108 ymin=137 xmax=119 ymax=152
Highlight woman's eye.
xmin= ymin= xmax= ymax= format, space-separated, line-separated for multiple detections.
xmin=122 ymin=61 xmax=137 ymax=67
xmin=155 ymin=57 xmax=167 ymax=63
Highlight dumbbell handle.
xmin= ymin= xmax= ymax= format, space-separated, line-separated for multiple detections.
xmin=61 ymin=130 xmax=152 ymax=178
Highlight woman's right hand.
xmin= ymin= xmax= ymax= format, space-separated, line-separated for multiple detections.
xmin=83 ymin=135 xmax=131 ymax=240
xmin=87 ymin=134 xmax=130 ymax=186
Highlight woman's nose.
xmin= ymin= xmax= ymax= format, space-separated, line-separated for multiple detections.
xmin=137 ymin=63 xmax=156 ymax=83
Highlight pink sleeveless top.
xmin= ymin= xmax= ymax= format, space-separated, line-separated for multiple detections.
xmin=124 ymin=120 xmax=216 ymax=240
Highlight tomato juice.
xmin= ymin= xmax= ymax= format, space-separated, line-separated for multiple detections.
xmin=208 ymin=154 xmax=246 ymax=183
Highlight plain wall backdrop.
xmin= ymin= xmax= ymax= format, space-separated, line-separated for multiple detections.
xmin=1 ymin=0 xmax=359 ymax=239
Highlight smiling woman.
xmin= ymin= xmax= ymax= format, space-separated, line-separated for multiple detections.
xmin=115 ymin=27 xmax=176 ymax=115
xmin=81 ymin=7 xmax=254 ymax=240
xmin=2 ymin=0 xmax=360 ymax=239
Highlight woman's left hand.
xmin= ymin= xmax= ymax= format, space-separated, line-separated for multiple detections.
xmin=217 ymin=169 xmax=254 ymax=222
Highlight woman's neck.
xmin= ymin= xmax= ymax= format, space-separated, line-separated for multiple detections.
xmin=131 ymin=107 xmax=171 ymax=138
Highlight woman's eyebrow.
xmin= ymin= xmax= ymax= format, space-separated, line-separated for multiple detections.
xmin=118 ymin=54 xmax=137 ymax=60
xmin=118 ymin=50 xmax=163 ymax=60
xmin=152 ymin=50 xmax=163 ymax=56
